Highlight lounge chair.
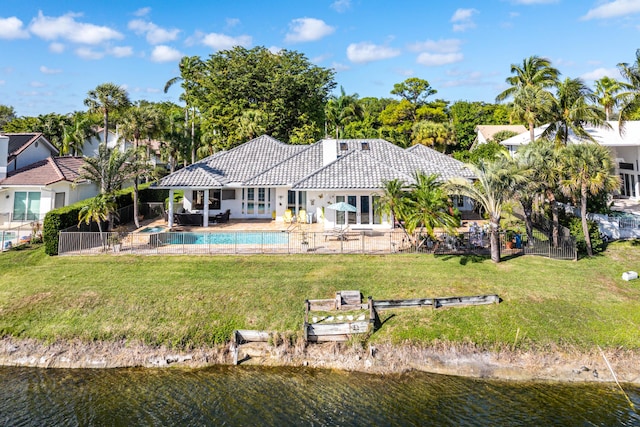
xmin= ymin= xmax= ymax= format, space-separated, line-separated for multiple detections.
xmin=298 ymin=209 xmax=307 ymax=224
xmin=323 ymin=226 xmax=349 ymax=241
xmin=283 ymin=209 xmax=294 ymax=224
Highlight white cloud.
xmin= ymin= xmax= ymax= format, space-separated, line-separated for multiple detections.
xmin=408 ymin=39 xmax=461 ymax=53
xmin=151 ymin=45 xmax=182 ymax=62
xmin=451 ymin=8 xmax=478 ymax=32
xmin=109 ymin=46 xmax=134 ymax=57
xmin=285 ymin=18 xmax=335 ymax=43
xmin=582 ymin=0 xmax=640 ymax=20
xmin=0 ymin=17 xmax=29 ymax=39
xmin=331 ymin=0 xmax=351 ymax=13
xmin=346 ymin=42 xmax=400 ymax=63
xmin=75 ymin=47 xmax=105 ymax=60
xmin=29 ymin=11 xmax=123 ymax=45
xmin=416 ymin=52 xmax=464 ymax=66
xmin=40 ymin=66 xmax=62 ymax=74
xmin=580 ymin=67 xmax=621 ymax=81
xmin=201 ymin=32 xmax=252 ymax=50
xmin=268 ymin=46 xmax=283 ymax=54
xmin=49 ymin=42 xmax=65 ymax=53
xmin=226 ymin=18 xmax=240 ymax=28
xmin=30 ymin=81 xmax=46 ymax=88
xmin=128 ymin=19 xmax=180 ymax=44
xmin=395 ymin=68 xmax=415 ymax=77
xmin=133 ymin=7 xmax=151 ymax=17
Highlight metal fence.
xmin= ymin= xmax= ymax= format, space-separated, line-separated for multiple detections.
xmin=57 ymin=229 xmax=576 ymax=260
xmin=60 ymin=203 xmax=163 ymax=233
xmin=1 ymin=221 xmax=42 ymax=252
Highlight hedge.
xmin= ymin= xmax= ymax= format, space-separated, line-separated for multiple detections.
xmin=43 ymin=185 xmax=169 ymax=256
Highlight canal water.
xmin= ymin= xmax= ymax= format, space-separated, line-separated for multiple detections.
xmin=1 ymin=365 xmax=639 ymax=426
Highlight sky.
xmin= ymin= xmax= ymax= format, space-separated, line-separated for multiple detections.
xmin=2 ymin=0 xmax=640 ymax=117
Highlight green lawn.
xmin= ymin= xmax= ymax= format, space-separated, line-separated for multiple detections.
xmin=2 ymin=242 xmax=640 ymax=351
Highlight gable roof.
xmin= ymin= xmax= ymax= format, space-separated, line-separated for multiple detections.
xmin=4 ymin=133 xmax=59 ymax=159
xmin=155 ymin=135 xmax=474 ymax=190
xmin=0 ymin=156 xmax=85 ymax=186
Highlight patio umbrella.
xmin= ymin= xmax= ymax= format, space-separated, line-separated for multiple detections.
xmin=326 ymin=201 xmax=357 ymax=212
xmin=326 ymin=201 xmax=357 ymax=229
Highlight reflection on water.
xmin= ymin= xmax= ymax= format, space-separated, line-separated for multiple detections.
xmin=1 ymin=365 xmax=639 ymax=426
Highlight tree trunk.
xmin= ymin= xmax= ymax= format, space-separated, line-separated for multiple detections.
xmin=490 ymin=217 xmax=501 ymax=263
xmin=103 ymin=110 xmax=109 ymax=146
xmin=547 ymin=191 xmax=559 ymax=248
xmin=191 ymin=107 xmax=196 ymax=164
xmin=521 ymin=197 xmax=534 ymax=243
xmin=529 ymin=120 xmax=535 ymax=143
xmin=581 ymin=185 xmax=593 ymax=257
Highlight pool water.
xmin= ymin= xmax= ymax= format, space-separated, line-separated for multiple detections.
xmin=163 ymin=232 xmax=289 ymax=245
xmin=139 ymin=226 xmax=167 ymax=233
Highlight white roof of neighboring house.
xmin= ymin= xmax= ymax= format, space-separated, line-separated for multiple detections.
xmin=475 ymin=125 xmax=528 ymax=142
xmin=500 ymin=121 xmax=640 ymax=147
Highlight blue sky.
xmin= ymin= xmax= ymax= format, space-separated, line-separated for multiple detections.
xmin=2 ymin=0 xmax=640 ymax=117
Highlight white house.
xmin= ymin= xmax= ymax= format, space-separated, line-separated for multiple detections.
xmin=82 ymin=128 xmax=165 ymax=169
xmin=474 ymin=125 xmax=527 ymax=146
xmin=0 ymin=133 xmax=99 ymax=227
xmin=496 ymin=121 xmax=640 ymax=200
xmin=154 ymin=135 xmax=476 ymax=229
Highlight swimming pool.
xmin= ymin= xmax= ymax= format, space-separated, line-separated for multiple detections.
xmin=160 ymin=232 xmax=289 ymax=245
xmin=139 ymin=226 xmax=167 ymax=233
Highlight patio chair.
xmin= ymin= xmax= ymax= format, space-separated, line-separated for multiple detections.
xmin=323 ymin=226 xmax=349 ymax=241
xmin=212 ymin=209 xmax=230 ymax=224
xmin=283 ymin=209 xmax=294 ymax=224
xmin=298 ymin=209 xmax=307 ymax=224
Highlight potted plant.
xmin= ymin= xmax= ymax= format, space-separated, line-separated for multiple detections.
xmin=505 ymin=230 xmax=515 ymax=249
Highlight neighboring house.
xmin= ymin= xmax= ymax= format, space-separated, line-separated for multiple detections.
xmin=496 ymin=121 xmax=640 ymax=201
xmin=154 ymin=135 xmax=475 ymax=229
xmin=82 ymin=128 xmax=166 ymax=169
xmin=475 ymin=125 xmax=528 ymax=146
xmin=0 ymin=134 xmax=99 ymax=226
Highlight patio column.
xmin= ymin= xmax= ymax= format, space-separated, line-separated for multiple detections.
xmin=168 ymin=189 xmax=174 ymax=228
xmin=203 ymin=189 xmax=209 ymax=227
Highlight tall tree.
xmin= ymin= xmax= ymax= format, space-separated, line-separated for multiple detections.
xmin=376 ymin=178 xmax=412 ymax=242
xmin=0 ymin=104 xmax=16 ymax=130
xmin=543 ymin=77 xmax=607 ymax=145
xmin=325 ymin=86 xmax=363 ymax=139
xmin=62 ymin=112 xmax=97 ymax=156
xmin=78 ymin=193 xmax=117 ymax=247
xmin=617 ymin=49 xmax=640 ymax=130
xmin=411 ymin=121 xmax=455 ymax=152
xmin=84 ymin=83 xmax=131 ymax=146
xmin=496 ymin=56 xmax=560 ymax=142
xmin=164 ymin=56 xmax=204 ymax=164
xmin=390 ymin=77 xmax=437 ymax=122
xmin=446 ymin=154 xmax=528 ymax=263
xmin=594 ymin=76 xmax=630 ymax=121
xmin=560 ymin=143 xmax=620 ymax=257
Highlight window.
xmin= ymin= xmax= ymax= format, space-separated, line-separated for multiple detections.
xmin=221 ymin=190 xmax=236 ymax=200
xmin=13 ymin=191 xmax=40 ymax=221
xmin=620 ymin=162 xmax=634 ymax=171
xmin=339 ymin=142 xmax=348 ymax=151
xmin=361 ymin=142 xmax=370 ymax=150
xmin=192 ymin=190 xmax=221 ymax=210
xmin=54 ymin=192 xmax=65 ymax=209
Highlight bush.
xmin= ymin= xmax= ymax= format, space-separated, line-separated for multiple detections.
xmin=568 ymin=217 xmax=604 ymax=255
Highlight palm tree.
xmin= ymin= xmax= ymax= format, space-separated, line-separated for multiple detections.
xmin=84 ymin=83 xmax=131 ymax=146
xmin=594 ymin=76 xmax=630 ymax=121
xmin=543 ymin=77 xmax=608 ymax=145
xmin=446 ymin=154 xmax=528 ymax=263
xmin=78 ymin=193 xmax=118 ymax=248
xmin=496 ymin=56 xmax=560 ymax=142
xmin=404 ymin=172 xmax=458 ymax=243
xmin=376 ymin=178 xmax=411 ymax=242
xmin=62 ymin=112 xmax=96 ymax=156
xmin=411 ymin=121 xmax=455 ymax=152
xmin=617 ymin=49 xmax=640 ymax=132
xmin=560 ymin=143 xmax=620 ymax=256
xmin=164 ymin=56 xmax=204 ymax=164
xmin=515 ymin=139 xmax=563 ymax=246
xmin=120 ymin=104 xmax=159 ymax=227
xmin=325 ymin=86 xmax=363 ymax=139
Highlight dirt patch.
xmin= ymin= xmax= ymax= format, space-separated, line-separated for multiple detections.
xmin=1 ymin=337 xmax=639 ymax=384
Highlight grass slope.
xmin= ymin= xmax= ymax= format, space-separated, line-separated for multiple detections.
xmin=2 ymin=242 xmax=640 ymax=351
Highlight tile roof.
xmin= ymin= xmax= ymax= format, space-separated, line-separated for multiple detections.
xmin=293 ymin=149 xmax=414 ymax=189
xmin=0 ymin=156 xmax=85 ymax=186
xmin=3 ymin=133 xmax=58 ymax=158
xmin=154 ymin=135 xmax=475 ymax=190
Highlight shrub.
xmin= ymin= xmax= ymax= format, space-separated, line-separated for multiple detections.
xmin=568 ymin=217 xmax=604 ymax=255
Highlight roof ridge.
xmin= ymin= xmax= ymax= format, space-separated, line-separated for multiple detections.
xmin=242 ymin=141 xmax=318 ymax=184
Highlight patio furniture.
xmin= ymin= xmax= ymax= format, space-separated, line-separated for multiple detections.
xmin=298 ymin=209 xmax=307 ymax=224
xmin=323 ymin=226 xmax=350 ymax=241
xmin=173 ymin=212 xmax=203 ymax=226
xmin=283 ymin=209 xmax=294 ymax=223
xmin=210 ymin=209 xmax=231 ymax=224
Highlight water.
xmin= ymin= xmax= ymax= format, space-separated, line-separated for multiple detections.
xmin=139 ymin=226 xmax=167 ymax=233
xmin=162 ymin=231 xmax=289 ymax=245
xmin=1 ymin=366 xmax=639 ymax=426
